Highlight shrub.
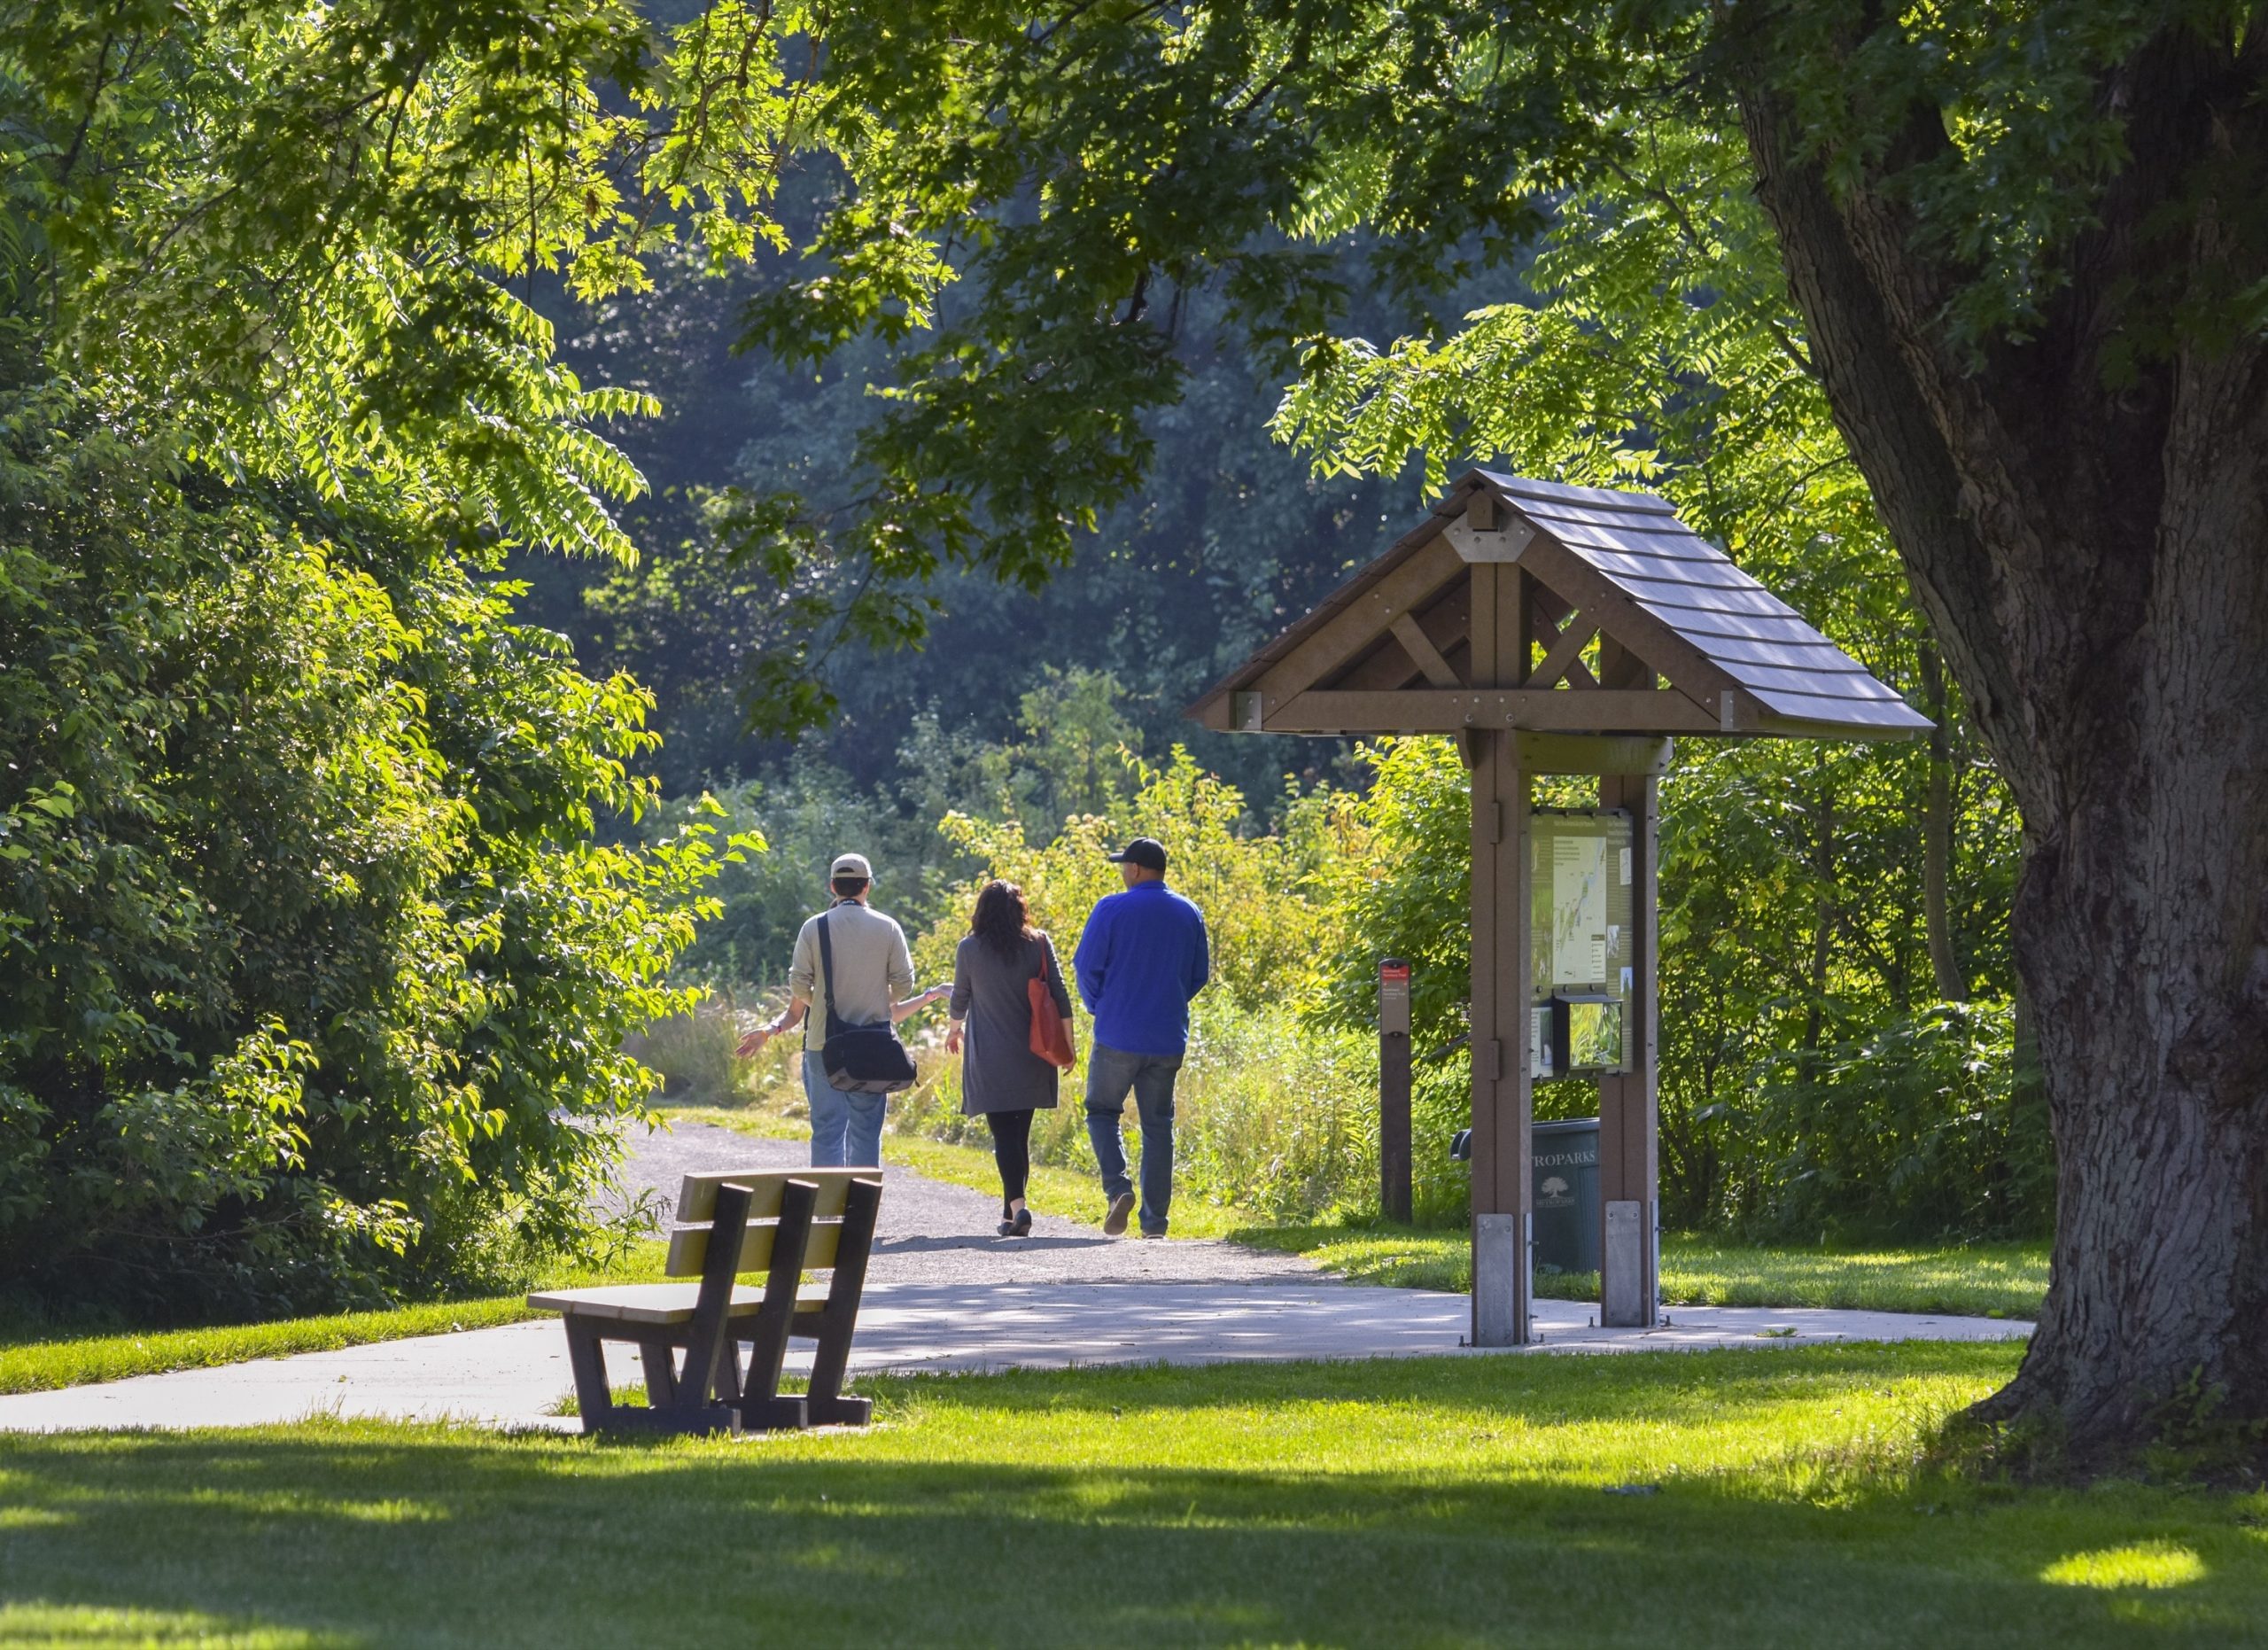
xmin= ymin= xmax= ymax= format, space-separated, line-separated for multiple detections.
xmin=0 ymin=387 xmax=734 ymax=1316
xmin=1714 ymin=999 xmax=2050 ymax=1241
xmin=623 ymin=1002 xmax=747 ymax=1110
xmin=915 ymin=746 xmax=1359 ymax=1011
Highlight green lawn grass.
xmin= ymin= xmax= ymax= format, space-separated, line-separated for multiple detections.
xmin=0 ymin=1244 xmax=671 ymax=1398
xmin=1 ymin=1343 xmax=2261 ymax=1646
xmin=1235 ymin=1223 xmax=2052 ymax=1319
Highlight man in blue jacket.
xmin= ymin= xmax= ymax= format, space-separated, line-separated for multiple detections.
xmin=1073 ymin=837 xmax=1210 ymax=1237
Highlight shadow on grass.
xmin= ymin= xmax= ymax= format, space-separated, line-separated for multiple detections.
xmin=1 ymin=1350 xmax=2261 ymax=1647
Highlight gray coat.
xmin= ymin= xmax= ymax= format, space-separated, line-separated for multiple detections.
xmin=950 ymin=931 xmax=1075 ymax=1116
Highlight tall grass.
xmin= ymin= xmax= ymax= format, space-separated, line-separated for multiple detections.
xmin=892 ymin=998 xmax=1379 ymax=1223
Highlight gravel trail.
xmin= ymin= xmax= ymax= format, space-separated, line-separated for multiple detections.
xmin=617 ymin=1116 xmax=1322 ymax=1288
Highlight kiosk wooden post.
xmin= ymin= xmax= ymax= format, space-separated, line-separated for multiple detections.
xmin=1468 ymin=723 xmax=1534 ymax=1343
xmin=1595 ymin=771 xmax=1659 ymax=1325
xmin=1186 ymin=471 xmax=1928 ymax=1347
xmin=1594 ymin=636 xmax=1661 ymax=1327
xmin=1466 ymin=530 xmax=1536 ymax=1345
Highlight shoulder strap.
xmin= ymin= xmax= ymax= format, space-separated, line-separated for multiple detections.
xmin=815 ymin=912 xmax=844 ymax=1037
xmin=1036 ymin=931 xmax=1068 ymax=994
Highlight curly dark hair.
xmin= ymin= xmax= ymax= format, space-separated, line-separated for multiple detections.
xmin=970 ymin=879 xmax=1036 ymax=961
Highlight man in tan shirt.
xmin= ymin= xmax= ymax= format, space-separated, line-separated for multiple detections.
xmin=739 ymin=852 xmax=944 ymax=1165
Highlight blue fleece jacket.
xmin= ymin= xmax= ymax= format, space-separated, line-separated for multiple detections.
xmin=1072 ymin=880 xmax=1210 ymax=1057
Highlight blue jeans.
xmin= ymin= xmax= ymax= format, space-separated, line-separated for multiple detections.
xmin=1085 ymin=1040 xmax=1183 ymax=1235
xmin=804 ymin=1051 xmax=886 ymax=1167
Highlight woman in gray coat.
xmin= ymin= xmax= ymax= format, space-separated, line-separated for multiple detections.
xmin=945 ymin=880 xmax=1075 ymax=1236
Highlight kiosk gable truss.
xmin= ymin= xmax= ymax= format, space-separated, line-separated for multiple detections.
xmin=1187 ymin=471 xmax=1930 ymax=740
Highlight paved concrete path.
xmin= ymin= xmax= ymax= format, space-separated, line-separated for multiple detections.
xmin=0 ymin=1284 xmax=2031 ymax=1434
xmin=0 ymin=1117 xmax=2033 ymax=1434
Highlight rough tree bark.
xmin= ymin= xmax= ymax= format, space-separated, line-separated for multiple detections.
xmin=1736 ymin=21 xmax=2268 ymax=1462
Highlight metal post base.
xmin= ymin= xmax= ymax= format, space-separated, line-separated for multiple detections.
xmin=1602 ymin=1199 xmax=1649 ymax=1327
xmin=1472 ymin=1213 xmax=1528 ymax=1346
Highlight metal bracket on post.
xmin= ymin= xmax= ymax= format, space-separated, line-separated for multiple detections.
xmin=1525 ymin=1211 xmax=1536 ymax=1340
xmin=1651 ymin=1198 xmax=1663 ymax=1322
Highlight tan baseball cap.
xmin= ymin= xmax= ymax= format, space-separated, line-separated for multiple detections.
xmin=830 ymin=852 xmax=873 ymax=880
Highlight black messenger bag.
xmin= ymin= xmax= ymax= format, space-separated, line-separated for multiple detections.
xmin=815 ymin=911 xmax=918 ymax=1094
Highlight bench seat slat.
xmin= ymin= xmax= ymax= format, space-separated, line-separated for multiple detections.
xmin=528 ymin=1281 xmax=835 ymax=1326
xmin=527 ymin=1283 xmax=764 ymax=1326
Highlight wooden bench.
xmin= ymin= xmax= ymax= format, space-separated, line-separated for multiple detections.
xmin=527 ymin=1167 xmax=882 ymax=1436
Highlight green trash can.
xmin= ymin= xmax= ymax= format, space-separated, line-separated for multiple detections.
xmin=1532 ymin=1118 xmax=1600 ymax=1276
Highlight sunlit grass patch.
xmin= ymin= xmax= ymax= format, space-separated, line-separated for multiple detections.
xmin=2042 ymin=1540 xmax=2209 ymax=1590
xmin=652 ymin=1102 xmax=804 ymax=1142
xmin=1650 ymin=1236 xmax=2049 ymax=1318
xmin=0 ymin=1243 xmax=671 ymax=1397
xmin=0 ymin=1602 xmax=349 ymax=1648
xmin=1234 ymin=1222 xmax=2050 ymax=1319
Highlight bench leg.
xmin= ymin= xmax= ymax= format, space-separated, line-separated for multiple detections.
xmin=565 ymin=1320 xmax=740 ymax=1437
xmin=671 ymin=1179 xmax=760 ymax=1434
xmin=803 ymin=1312 xmax=873 ymax=1427
xmin=564 ymin=1318 xmax=615 ymax=1433
xmin=638 ymin=1341 xmax=680 ymax=1410
xmin=804 ymin=1175 xmax=880 ymax=1426
xmin=733 ymin=1179 xmax=816 ymax=1433
xmin=737 ymin=1392 xmax=812 ymax=1432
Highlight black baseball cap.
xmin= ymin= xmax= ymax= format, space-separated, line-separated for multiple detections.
xmin=1106 ymin=837 xmax=1168 ymax=872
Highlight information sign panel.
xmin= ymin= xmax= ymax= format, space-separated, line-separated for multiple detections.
xmin=1379 ymin=959 xmax=1411 ymax=1035
xmin=1528 ymin=810 xmax=1635 ymax=1071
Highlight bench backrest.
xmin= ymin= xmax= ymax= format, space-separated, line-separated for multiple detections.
xmin=665 ymin=1168 xmax=883 ymax=1276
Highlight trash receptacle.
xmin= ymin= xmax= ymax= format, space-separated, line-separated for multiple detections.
xmin=1531 ymin=1118 xmax=1600 ymax=1276
xmin=1447 ymin=1118 xmax=1600 ymax=1275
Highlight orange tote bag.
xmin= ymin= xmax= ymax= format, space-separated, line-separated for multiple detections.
xmin=1028 ymin=938 xmax=1076 ymax=1069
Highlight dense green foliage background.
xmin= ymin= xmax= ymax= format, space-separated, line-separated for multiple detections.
xmin=0 ymin=0 xmax=2054 ymax=1322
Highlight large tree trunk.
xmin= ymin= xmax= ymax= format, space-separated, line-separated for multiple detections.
xmin=1736 ymin=26 xmax=2268 ymax=1465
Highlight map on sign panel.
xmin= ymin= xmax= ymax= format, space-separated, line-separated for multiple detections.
xmin=1550 ymin=834 xmax=1609 ymax=985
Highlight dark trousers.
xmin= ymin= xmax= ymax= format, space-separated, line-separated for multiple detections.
xmin=1084 ymin=1040 xmax=1183 ymax=1235
xmin=985 ymin=1109 xmax=1034 ymax=1213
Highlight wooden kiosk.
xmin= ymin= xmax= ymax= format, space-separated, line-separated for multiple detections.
xmin=1189 ymin=471 xmax=1928 ymax=1345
